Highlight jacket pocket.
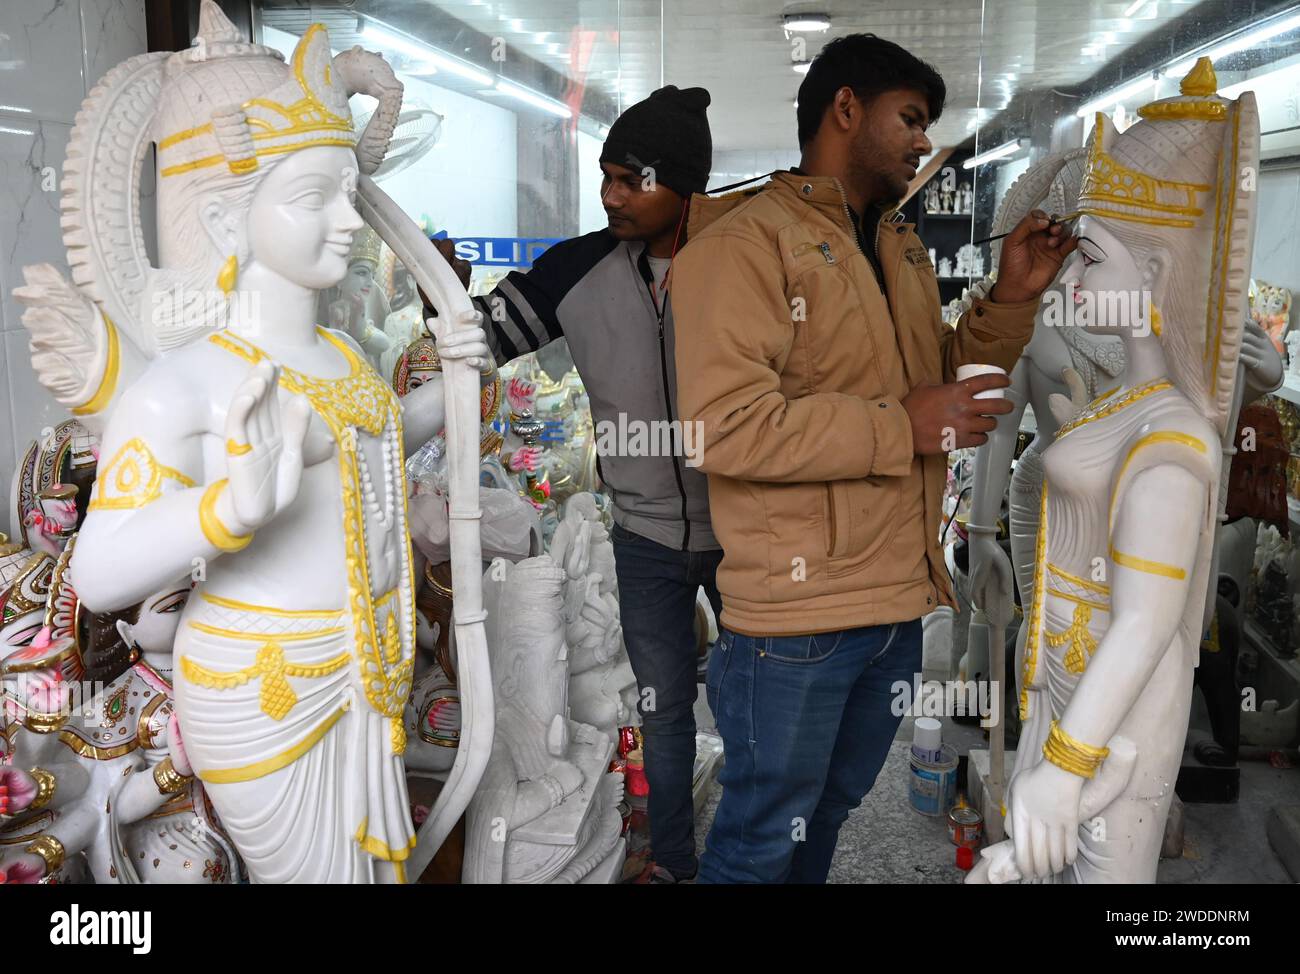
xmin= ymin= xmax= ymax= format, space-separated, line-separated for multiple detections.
xmin=824 ymin=478 xmax=903 ymax=576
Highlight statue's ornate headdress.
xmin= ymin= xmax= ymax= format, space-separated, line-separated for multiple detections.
xmin=59 ymin=0 xmax=403 ymax=355
xmin=1078 ymin=57 xmax=1259 ymax=438
xmin=156 ymin=20 xmax=355 ymax=179
xmin=348 ymin=226 xmax=385 ymax=269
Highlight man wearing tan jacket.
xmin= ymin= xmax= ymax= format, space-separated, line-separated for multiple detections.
xmin=672 ymin=34 xmax=1075 ymax=883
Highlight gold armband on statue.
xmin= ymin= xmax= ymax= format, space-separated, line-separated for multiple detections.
xmin=199 ymin=480 xmax=254 ymax=553
xmin=71 ymin=313 xmax=120 ymax=416
xmin=25 ymin=834 xmax=66 ymax=876
xmin=153 ymin=757 xmax=191 ymax=796
xmin=1042 ymin=721 xmax=1109 ymax=778
xmin=28 ymin=767 xmax=56 ymax=811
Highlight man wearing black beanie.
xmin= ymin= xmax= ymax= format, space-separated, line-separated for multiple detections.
xmin=435 ymin=85 xmax=716 ymax=884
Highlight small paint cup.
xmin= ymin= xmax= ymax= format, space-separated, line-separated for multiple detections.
xmin=956 ymin=363 xmax=1008 ymax=399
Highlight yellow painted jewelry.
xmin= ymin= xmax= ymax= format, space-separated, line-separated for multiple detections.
xmin=199 ymin=479 xmax=253 ymax=552
xmin=217 ymin=254 xmax=238 ymax=295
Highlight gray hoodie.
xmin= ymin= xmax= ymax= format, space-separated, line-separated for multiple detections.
xmin=472 ymin=229 xmax=716 ymax=552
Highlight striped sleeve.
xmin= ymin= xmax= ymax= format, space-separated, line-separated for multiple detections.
xmin=472 ymin=229 xmax=619 ymax=366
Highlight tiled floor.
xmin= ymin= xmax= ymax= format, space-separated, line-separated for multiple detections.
xmin=689 ymin=685 xmax=1296 ymax=884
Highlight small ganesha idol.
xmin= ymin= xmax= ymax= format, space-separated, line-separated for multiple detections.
xmin=14 ymin=1 xmax=488 ymax=883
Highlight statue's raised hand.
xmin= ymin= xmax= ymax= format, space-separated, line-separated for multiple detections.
xmin=222 ymin=360 xmax=313 ymax=532
xmin=14 ymin=264 xmax=117 ymax=410
xmin=1047 ymin=365 xmax=1089 ymax=428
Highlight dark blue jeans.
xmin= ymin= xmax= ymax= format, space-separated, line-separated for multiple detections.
xmin=610 ymin=522 xmax=722 ymax=879
xmin=699 ymin=619 xmax=923 ymax=884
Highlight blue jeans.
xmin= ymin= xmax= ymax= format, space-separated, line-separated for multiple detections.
xmin=699 ymin=619 xmax=922 ymax=884
xmin=610 ymin=522 xmax=723 ymax=879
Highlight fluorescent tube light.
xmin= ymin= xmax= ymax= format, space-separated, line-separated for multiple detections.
xmin=495 ymin=79 xmax=572 ymax=118
xmin=963 ymin=139 xmax=1027 ymax=168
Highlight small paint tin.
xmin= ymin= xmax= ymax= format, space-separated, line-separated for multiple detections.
xmin=908 ymin=745 xmax=958 ymax=817
xmin=948 ymin=801 xmax=984 ymax=848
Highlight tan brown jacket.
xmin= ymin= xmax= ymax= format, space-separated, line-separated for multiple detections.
xmin=671 ymin=171 xmax=1039 ymax=636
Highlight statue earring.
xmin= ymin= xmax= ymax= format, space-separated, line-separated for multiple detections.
xmin=217 ymin=254 xmax=238 ymax=295
xmin=1149 ymin=304 xmax=1162 ymax=337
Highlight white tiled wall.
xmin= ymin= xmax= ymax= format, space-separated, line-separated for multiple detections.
xmin=1253 ymin=166 xmax=1300 ymax=328
xmin=0 ymin=0 xmax=147 ymax=537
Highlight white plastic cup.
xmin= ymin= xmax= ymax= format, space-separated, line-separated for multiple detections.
xmin=956 ymin=363 xmax=1008 ymax=399
xmin=912 ymin=716 xmax=943 ymax=763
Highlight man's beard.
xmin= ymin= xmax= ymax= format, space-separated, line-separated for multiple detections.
xmin=850 ymin=136 xmax=907 ymax=205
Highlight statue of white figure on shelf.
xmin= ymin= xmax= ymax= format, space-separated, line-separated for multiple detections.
xmin=941 ymin=188 xmax=954 ymax=214
xmin=327 ymin=226 xmax=393 ymax=369
xmin=969 ymin=59 xmax=1260 ymax=884
xmin=958 ymin=181 xmax=974 ymax=215
xmin=12 ymin=2 xmax=492 ymax=883
xmin=937 ymin=257 xmax=953 ymax=279
xmin=1287 ymin=330 xmax=1300 ymax=377
xmin=380 ymin=265 xmax=426 ymax=384
xmin=464 ymin=556 xmax=626 ymax=883
xmin=548 ymin=495 xmax=639 ymax=740
xmin=955 ymin=244 xmax=978 ymax=278
xmin=924 ymin=181 xmax=942 ymax=215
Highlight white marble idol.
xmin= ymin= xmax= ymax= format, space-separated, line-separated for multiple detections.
xmin=11 ymin=2 xmax=492 ymax=883
xmin=969 ymin=59 xmax=1261 ymax=884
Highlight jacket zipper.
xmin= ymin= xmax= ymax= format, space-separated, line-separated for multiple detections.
xmin=639 ymin=252 xmax=692 ymax=551
xmin=833 ymin=181 xmax=883 ymax=287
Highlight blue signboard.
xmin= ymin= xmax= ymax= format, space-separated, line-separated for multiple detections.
xmin=430 ymin=231 xmax=562 ymax=268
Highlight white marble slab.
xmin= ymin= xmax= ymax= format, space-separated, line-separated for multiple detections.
xmin=1253 ymin=169 xmax=1300 ymax=319
xmin=0 ymin=0 xmax=87 ymax=124
xmin=5 ymin=328 xmax=65 ymax=488
xmin=80 ymin=0 xmax=146 ymax=93
xmin=0 ymin=333 xmax=16 ymax=538
xmin=0 ymin=118 xmax=72 ymax=334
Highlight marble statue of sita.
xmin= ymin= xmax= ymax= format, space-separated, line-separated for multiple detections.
xmin=970 ymin=59 xmax=1260 ymax=884
xmin=13 ymin=1 xmax=493 ymax=883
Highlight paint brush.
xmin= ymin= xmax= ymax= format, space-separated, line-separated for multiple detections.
xmin=972 ymin=210 xmax=1081 ymax=247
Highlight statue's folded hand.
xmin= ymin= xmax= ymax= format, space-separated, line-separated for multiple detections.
xmin=429 ymin=311 xmax=490 ymax=371
xmin=967 ymin=535 xmax=1014 ymax=627
xmin=222 ymin=360 xmax=313 ymax=533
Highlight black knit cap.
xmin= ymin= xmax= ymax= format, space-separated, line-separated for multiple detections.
xmin=600 ymin=85 xmax=713 ymax=198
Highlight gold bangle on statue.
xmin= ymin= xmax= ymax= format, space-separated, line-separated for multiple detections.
xmin=25 ymin=834 xmax=65 ymax=876
xmin=1042 ymin=720 xmax=1109 ymax=778
xmin=199 ymin=479 xmax=253 ymax=553
xmin=27 ymin=767 xmax=56 ymax=811
xmin=226 ymin=438 xmax=252 ymax=456
xmin=153 ymin=757 xmax=191 ymax=796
